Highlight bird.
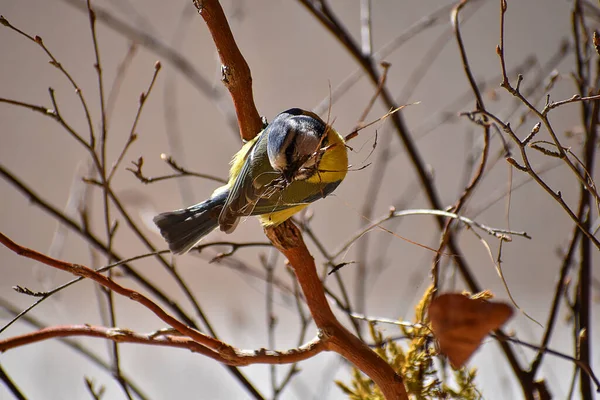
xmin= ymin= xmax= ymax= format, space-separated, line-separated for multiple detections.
xmin=153 ymin=108 xmax=348 ymax=254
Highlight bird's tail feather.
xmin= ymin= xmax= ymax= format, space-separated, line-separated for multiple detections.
xmin=153 ymin=190 xmax=228 ymax=255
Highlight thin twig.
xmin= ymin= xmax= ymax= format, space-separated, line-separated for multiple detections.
xmin=108 ymin=61 xmax=162 ymax=182
xmin=464 ymin=109 xmax=600 ymax=250
xmin=496 ymin=3 xmax=600 ymax=217
xmin=126 ymin=154 xmax=227 ymax=185
xmin=0 ymin=15 xmax=96 ymax=145
xmin=332 ymin=208 xmax=530 ymax=261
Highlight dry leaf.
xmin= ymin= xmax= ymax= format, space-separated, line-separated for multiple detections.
xmin=428 ymin=293 xmax=513 ymax=369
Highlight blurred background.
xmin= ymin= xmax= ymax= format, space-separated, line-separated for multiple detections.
xmin=0 ymin=0 xmax=598 ymax=399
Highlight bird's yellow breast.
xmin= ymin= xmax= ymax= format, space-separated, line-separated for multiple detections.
xmin=306 ymin=128 xmax=348 ymax=184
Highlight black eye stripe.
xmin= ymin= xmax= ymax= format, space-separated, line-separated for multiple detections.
xmin=285 ymin=133 xmax=297 ymax=164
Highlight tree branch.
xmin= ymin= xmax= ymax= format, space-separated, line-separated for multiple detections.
xmin=193 ymin=0 xmax=262 ymax=141
xmin=265 ymin=220 xmax=408 ymax=400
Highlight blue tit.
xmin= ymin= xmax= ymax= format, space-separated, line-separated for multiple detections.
xmin=154 ymin=108 xmax=348 ymax=254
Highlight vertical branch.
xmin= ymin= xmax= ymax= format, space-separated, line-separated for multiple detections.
xmin=87 ymin=0 xmax=108 ymax=153
xmin=573 ymin=3 xmax=597 ymax=396
xmin=577 ymin=207 xmax=593 ymax=400
xmin=193 ymin=0 xmax=262 ymax=141
xmin=86 ymin=1 xmax=130 ymax=397
xmin=576 ymin=94 xmax=598 ymax=400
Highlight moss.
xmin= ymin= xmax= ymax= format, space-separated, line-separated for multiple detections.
xmin=336 ymin=286 xmax=482 ymax=400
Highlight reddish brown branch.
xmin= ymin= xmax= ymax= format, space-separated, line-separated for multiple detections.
xmin=0 ymin=232 xmax=222 ymax=352
xmin=0 ymin=233 xmax=327 ymax=366
xmin=194 ymin=0 xmax=262 ymax=141
xmin=265 ymin=220 xmax=408 ymax=400
xmin=0 ymin=324 xmax=326 ymax=367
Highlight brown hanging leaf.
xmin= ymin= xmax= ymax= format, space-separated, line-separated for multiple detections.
xmin=428 ymin=293 xmax=513 ymax=369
